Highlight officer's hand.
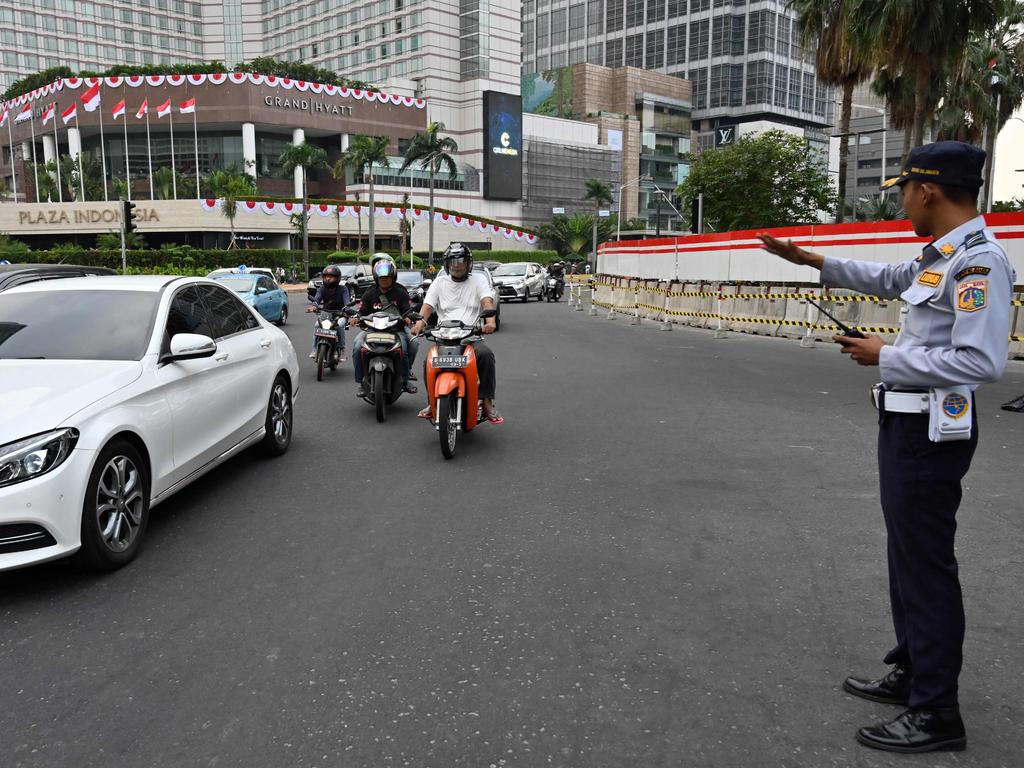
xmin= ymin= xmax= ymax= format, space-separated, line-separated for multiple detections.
xmin=758 ymin=234 xmax=825 ymax=269
xmin=482 ymin=319 xmax=496 ymax=335
xmin=833 ymin=334 xmax=885 ymax=366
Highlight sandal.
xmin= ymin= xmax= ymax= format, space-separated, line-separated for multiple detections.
xmin=482 ymin=408 xmax=504 ymax=425
xmin=403 ymin=382 xmax=418 ymax=394
xmin=417 ymin=406 xmax=433 ymax=420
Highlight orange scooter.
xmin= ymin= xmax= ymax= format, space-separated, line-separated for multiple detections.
xmin=423 ymin=309 xmax=497 ymax=459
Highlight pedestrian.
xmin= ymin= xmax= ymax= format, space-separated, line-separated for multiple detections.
xmin=276 ymin=266 xmax=285 ymax=284
xmin=759 ymin=141 xmax=1015 ymax=754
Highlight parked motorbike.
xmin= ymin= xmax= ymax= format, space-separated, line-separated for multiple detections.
xmin=544 ymin=275 xmax=564 ymax=302
xmin=353 ymin=307 xmax=421 ymax=422
xmin=311 ymin=305 xmax=346 ymax=381
xmin=423 ymin=309 xmax=497 ymax=459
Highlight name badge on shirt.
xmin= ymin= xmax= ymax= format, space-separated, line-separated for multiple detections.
xmin=917 ymin=270 xmax=943 ymax=287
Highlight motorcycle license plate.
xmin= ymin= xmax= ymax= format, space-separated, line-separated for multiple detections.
xmin=314 ymin=329 xmax=337 ymax=338
xmin=433 ymin=355 xmax=468 ymax=368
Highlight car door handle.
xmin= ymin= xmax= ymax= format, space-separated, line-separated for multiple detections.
xmin=214 ymin=352 xmax=229 ymax=361
xmin=259 ymin=338 xmax=272 ymax=348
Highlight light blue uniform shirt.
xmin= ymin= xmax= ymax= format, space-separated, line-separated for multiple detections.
xmin=820 ymin=215 xmax=1016 ymax=390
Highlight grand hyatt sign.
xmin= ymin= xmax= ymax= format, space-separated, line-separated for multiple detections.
xmin=263 ymin=95 xmax=355 ymax=116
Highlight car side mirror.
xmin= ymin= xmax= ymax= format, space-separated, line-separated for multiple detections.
xmin=165 ymin=333 xmax=217 ymax=363
xmin=255 ymin=285 xmax=268 ymax=295
xmin=479 ymin=308 xmax=497 ymax=319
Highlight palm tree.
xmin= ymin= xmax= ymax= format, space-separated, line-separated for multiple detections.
xmin=153 ymin=166 xmax=176 ymax=200
xmin=851 ymin=0 xmax=998 ymax=149
xmin=541 ymin=214 xmax=602 ymax=257
xmin=582 ymin=179 xmax=613 ymax=263
xmin=208 ymin=169 xmax=257 ymax=249
xmin=279 ymin=143 xmax=329 ymax=281
xmin=399 ymin=122 xmax=459 ymax=266
xmin=790 ymin=0 xmax=873 ymax=223
xmin=334 ymin=135 xmax=389 ymax=253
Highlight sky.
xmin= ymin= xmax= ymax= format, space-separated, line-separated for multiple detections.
xmin=993 ymin=106 xmax=1024 ymax=204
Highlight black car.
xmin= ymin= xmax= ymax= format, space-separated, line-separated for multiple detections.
xmin=396 ymin=269 xmax=430 ymax=312
xmin=306 ymin=262 xmax=375 ymax=302
xmin=0 ymin=263 xmax=117 ymax=293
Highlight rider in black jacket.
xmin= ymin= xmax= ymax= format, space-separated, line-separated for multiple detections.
xmin=351 ymin=255 xmax=419 ymax=395
xmin=307 ymin=265 xmax=350 ymax=358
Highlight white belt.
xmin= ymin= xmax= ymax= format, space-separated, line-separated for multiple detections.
xmin=871 ymin=387 xmax=929 ymax=413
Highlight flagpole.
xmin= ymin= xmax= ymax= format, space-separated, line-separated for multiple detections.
xmin=169 ymin=104 xmax=177 ymax=200
xmin=192 ymin=105 xmax=200 ymax=200
xmin=144 ymin=107 xmax=154 ymax=200
xmin=121 ymin=99 xmax=131 ymax=201
xmin=73 ymin=112 xmax=85 ymax=201
xmin=29 ymin=112 xmax=39 ymax=203
xmin=6 ymin=116 xmax=17 ymax=202
xmin=51 ymin=106 xmax=63 ymax=203
xmin=98 ymin=88 xmax=109 ymax=201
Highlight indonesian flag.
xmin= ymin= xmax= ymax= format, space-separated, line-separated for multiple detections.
xmin=0 ymin=107 xmax=8 ymax=128
xmin=81 ymin=83 xmax=101 ymax=112
xmin=41 ymin=103 xmax=56 ymax=125
xmin=61 ymin=103 xmax=77 ymax=125
xmin=111 ymin=99 xmax=126 ymax=120
xmin=14 ymin=103 xmax=33 ymax=123
xmin=136 ymin=99 xmax=148 ymax=119
xmin=156 ymin=99 xmax=171 ymax=118
xmin=179 ymin=97 xmax=196 ymax=114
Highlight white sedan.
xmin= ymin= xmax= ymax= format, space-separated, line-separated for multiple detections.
xmin=0 ymin=275 xmax=300 ymax=572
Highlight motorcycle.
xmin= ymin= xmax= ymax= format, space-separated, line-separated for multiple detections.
xmin=353 ymin=306 xmax=421 ymax=423
xmin=544 ymin=275 xmax=564 ymax=302
xmin=423 ymin=308 xmax=497 ymax=459
xmin=310 ymin=305 xmax=346 ymax=382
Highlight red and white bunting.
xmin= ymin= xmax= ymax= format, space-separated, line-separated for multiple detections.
xmin=111 ymin=99 xmax=126 ymax=120
xmin=41 ymin=103 xmax=56 ymax=125
xmin=179 ymin=98 xmax=196 ymax=114
xmin=60 ymin=103 xmax=77 ymax=125
xmin=156 ymin=99 xmax=171 ymax=118
xmin=80 ymin=83 xmax=101 ymax=111
xmin=136 ymin=99 xmax=148 ymax=119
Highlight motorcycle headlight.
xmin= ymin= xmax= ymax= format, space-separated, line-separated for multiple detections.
xmin=320 ymin=319 xmax=334 ymax=330
xmin=0 ymin=428 xmax=80 ymax=488
xmin=433 ymin=327 xmax=468 ymax=340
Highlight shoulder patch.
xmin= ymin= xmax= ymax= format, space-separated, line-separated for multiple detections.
xmin=954 ymin=265 xmax=991 ymax=281
xmin=964 ymin=230 xmax=989 ymax=250
xmin=917 ymin=270 xmax=944 ymax=287
xmin=957 ymin=279 xmax=987 ymax=312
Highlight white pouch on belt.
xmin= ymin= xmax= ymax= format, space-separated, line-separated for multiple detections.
xmin=928 ymin=385 xmax=973 ymax=442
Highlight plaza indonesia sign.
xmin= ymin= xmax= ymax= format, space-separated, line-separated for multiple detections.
xmin=263 ymin=95 xmax=355 ymax=116
xmin=18 ymin=207 xmax=160 ymax=226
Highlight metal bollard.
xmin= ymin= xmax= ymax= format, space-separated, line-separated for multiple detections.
xmin=575 ymin=284 xmax=584 ymax=311
xmin=631 ymin=290 xmax=642 ymax=325
xmin=799 ymin=294 xmax=816 ymax=348
xmin=713 ymin=292 xmax=728 ymax=339
xmin=588 ymin=287 xmax=597 ymax=315
xmin=660 ymin=306 xmax=673 ymax=331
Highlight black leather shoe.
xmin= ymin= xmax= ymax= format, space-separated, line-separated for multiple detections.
xmin=856 ymin=707 xmax=966 ymax=753
xmin=843 ymin=666 xmax=911 ymax=706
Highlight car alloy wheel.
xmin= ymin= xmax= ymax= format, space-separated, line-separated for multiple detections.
xmin=262 ymin=375 xmax=293 ymax=456
xmin=95 ymin=455 xmax=145 ymax=553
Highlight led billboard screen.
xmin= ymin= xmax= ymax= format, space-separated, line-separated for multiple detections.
xmin=483 ymin=91 xmax=523 ymax=201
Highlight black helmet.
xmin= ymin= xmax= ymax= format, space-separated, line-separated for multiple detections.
xmin=322 ymin=265 xmax=342 ymax=285
xmin=371 ymin=254 xmax=397 ymax=285
xmin=443 ymin=242 xmax=473 ymax=282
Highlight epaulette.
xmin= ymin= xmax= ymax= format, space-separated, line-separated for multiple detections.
xmin=964 ymin=230 xmax=989 ymax=250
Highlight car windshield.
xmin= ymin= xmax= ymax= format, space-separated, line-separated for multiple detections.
xmin=396 ymin=271 xmax=422 ymax=286
xmin=0 ymin=290 xmax=158 ymax=360
xmin=491 ymin=264 xmax=527 ymax=277
xmin=334 ymin=266 xmax=359 ymax=278
xmin=215 ymin=277 xmax=257 ymax=294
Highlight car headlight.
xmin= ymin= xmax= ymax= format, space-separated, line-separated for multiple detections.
xmin=0 ymin=428 xmax=80 ymax=488
xmin=514 ymin=280 xmax=525 ymax=287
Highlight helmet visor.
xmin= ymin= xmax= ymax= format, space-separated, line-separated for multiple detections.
xmin=373 ymin=261 xmax=396 ymax=279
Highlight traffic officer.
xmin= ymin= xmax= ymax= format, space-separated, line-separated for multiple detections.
xmin=759 ymin=141 xmax=1015 ymax=754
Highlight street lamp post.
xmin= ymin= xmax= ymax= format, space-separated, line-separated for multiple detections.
xmin=616 ymin=174 xmax=653 ymax=241
xmin=651 ymin=183 xmax=685 ymax=232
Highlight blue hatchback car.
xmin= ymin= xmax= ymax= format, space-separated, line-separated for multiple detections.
xmin=212 ymin=274 xmax=289 ymax=325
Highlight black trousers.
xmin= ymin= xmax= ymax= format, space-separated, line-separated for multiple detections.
xmin=877 ymin=408 xmax=978 ymax=709
xmin=425 ymin=341 xmax=496 ymax=400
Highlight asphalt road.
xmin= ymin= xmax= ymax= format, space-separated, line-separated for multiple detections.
xmin=2 ymin=297 xmax=1023 ymax=768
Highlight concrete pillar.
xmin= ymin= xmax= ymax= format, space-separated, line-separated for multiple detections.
xmin=340 ymin=133 xmax=350 ymax=152
xmin=68 ymin=127 xmax=82 ymax=159
xmin=292 ymin=127 xmax=305 ymax=198
xmin=42 ymin=134 xmax=56 ymax=167
xmin=242 ymin=122 xmax=256 ymax=179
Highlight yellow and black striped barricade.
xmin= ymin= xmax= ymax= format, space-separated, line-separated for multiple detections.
xmin=691 ymin=282 xmax=718 ymax=330
xmin=593 ymin=276 xmax=614 ymax=312
xmin=729 ymin=285 xmax=774 ymax=335
xmin=840 ymin=290 xmax=902 ymax=343
xmin=638 ymin=279 xmax=665 ymax=322
xmin=715 ymin=284 xmax=741 ymax=335
xmin=1011 ymin=291 xmax=1024 ymax=359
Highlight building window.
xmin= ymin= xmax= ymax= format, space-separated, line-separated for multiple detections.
xmin=709 ymin=64 xmax=730 ymax=108
xmin=607 ymin=0 xmax=624 ymax=33
xmin=550 ymin=8 xmax=565 ymax=45
xmin=587 ymin=0 xmax=603 ymax=35
xmin=667 ymin=24 xmax=685 ymax=66
xmin=774 ymin=64 xmax=788 ymax=108
xmin=587 ymin=42 xmax=603 ymax=63
xmin=730 ymin=63 xmax=744 ymax=106
xmin=626 ymin=0 xmax=644 ymax=28
xmin=537 ymin=13 xmax=549 ymax=49
xmin=646 ymin=29 xmax=665 ymax=68
xmin=569 ymin=3 xmax=585 ymax=42
xmin=606 ymin=37 xmax=624 ymax=66
xmin=570 ymin=46 xmax=585 ymax=64
xmin=802 ymin=71 xmax=814 ymax=112
xmin=687 ymin=67 xmax=707 ymax=109
xmin=647 ymin=0 xmax=665 ymax=23
xmin=711 ymin=15 xmax=729 ymax=57
xmin=747 ymin=9 xmax=776 ymax=55
xmin=689 ymin=0 xmax=709 ymax=10
xmin=731 ymin=14 xmax=746 ymax=56
xmin=688 ymin=19 xmax=709 ymax=61
xmin=668 ymin=0 xmax=685 ymax=17
xmin=745 ymin=59 xmax=772 ymax=104
xmin=788 ymin=68 xmax=802 ymax=109
xmin=625 ymin=33 xmax=643 ymax=67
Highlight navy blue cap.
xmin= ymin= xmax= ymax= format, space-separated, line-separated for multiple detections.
xmin=880 ymin=141 xmax=985 ymax=191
